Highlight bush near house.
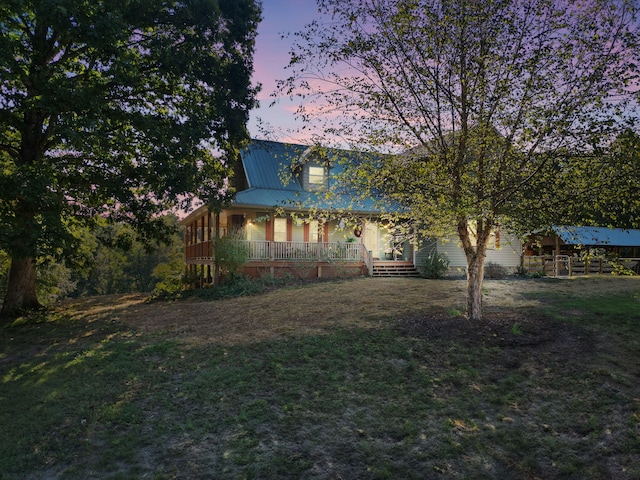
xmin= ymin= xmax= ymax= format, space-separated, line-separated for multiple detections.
xmin=484 ymin=261 xmax=508 ymax=279
xmin=419 ymin=252 xmax=450 ymax=279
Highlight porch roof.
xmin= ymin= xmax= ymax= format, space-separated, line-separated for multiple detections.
xmin=552 ymin=225 xmax=640 ymax=247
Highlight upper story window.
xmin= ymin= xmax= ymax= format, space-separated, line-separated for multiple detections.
xmin=293 ymin=146 xmax=331 ymax=192
xmin=307 ymin=165 xmax=327 ymax=190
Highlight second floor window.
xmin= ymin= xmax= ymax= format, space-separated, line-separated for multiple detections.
xmin=307 ymin=166 xmax=327 ymax=190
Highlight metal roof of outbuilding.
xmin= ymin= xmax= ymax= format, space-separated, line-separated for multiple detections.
xmin=552 ymin=226 xmax=640 ymax=247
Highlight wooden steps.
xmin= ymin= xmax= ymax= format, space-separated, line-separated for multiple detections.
xmin=372 ymin=261 xmax=420 ymax=277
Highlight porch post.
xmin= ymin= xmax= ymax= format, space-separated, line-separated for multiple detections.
xmin=555 ymin=235 xmax=561 ymax=276
xmin=183 ymin=223 xmax=188 ymax=286
xmin=214 ymin=212 xmax=221 ymax=286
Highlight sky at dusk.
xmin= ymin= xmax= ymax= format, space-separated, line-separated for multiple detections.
xmin=247 ymin=0 xmax=321 ymax=144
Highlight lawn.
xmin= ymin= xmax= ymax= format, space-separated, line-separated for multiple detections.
xmin=1 ymin=276 xmax=640 ymax=479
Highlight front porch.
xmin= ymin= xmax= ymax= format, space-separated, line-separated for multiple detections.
xmin=182 ymin=206 xmax=419 ymax=285
xmin=184 ymin=239 xmax=422 ymax=283
xmin=185 ymin=239 xmax=367 ymax=263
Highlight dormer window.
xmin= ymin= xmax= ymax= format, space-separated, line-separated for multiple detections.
xmin=291 ymin=145 xmax=332 ymax=191
xmin=307 ymin=165 xmax=327 ymax=190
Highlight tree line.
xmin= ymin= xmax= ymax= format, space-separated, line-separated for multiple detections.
xmin=0 ymin=215 xmax=184 ymax=305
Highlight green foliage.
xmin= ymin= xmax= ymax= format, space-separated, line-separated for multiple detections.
xmin=35 ymin=258 xmax=77 ymax=303
xmin=198 ymin=274 xmax=264 ymax=299
xmin=510 ymin=322 xmax=523 ymax=336
xmin=419 ymin=252 xmax=450 ymax=279
xmin=0 ymin=0 xmax=261 ymax=311
xmin=178 ymin=274 xmax=282 ymax=301
xmin=281 ymin=0 xmax=639 ymax=320
xmin=73 ymin=217 xmax=184 ymax=296
xmin=0 ymin=253 xmax=76 ymax=307
xmin=151 ymin=254 xmax=185 ymax=296
xmin=0 ymin=250 xmax=9 ymax=300
xmin=0 ymin=215 xmax=185 ymax=303
xmin=508 ymin=130 xmax=640 ymax=234
xmin=215 ymin=230 xmax=251 ymax=279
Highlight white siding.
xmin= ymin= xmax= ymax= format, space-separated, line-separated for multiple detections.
xmin=437 ymin=233 xmax=522 ymax=270
xmin=414 ymin=238 xmax=438 ymax=267
xmin=486 ymin=234 xmax=522 ymax=268
xmin=328 ymin=221 xmax=355 ymax=243
xmin=292 ymin=223 xmax=304 ymax=242
xmin=363 ymin=221 xmax=382 ymax=258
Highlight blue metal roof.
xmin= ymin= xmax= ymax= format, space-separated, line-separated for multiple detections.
xmin=233 ymin=187 xmax=391 ymax=214
xmin=241 ymin=140 xmax=305 ymax=191
xmin=553 ymin=226 xmax=640 ymax=247
xmin=236 ymin=140 xmax=399 ymax=214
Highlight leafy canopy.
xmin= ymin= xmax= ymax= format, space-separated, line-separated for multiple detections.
xmin=280 ymin=0 xmax=639 ymax=320
xmin=281 ymin=0 xmax=639 ymax=236
xmin=0 ymin=0 xmax=261 ymax=260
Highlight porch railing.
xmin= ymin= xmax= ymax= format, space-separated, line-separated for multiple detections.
xmin=185 ymin=240 xmax=212 ymax=259
xmin=242 ymin=240 xmax=362 ymax=262
xmin=185 ymin=239 xmax=374 ymax=264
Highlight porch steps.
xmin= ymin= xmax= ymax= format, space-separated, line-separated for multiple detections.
xmin=372 ymin=261 xmax=420 ymax=277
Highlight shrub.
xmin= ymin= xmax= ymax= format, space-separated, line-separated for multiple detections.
xmin=152 ymin=256 xmax=185 ymax=295
xmin=419 ymin=252 xmax=450 ymax=279
xmin=484 ymin=261 xmax=507 ymax=279
xmin=215 ymin=229 xmax=250 ymax=279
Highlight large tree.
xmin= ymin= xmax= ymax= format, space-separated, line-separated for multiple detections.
xmin=504 ymin=128 xmax=640 ymax=237
xmin=0 ymin=0 xmax=261 ymax=315
xmin=280 ymin=0 xmax=639 ymax=320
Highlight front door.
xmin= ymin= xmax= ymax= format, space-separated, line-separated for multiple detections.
xmin=363 ymin=221 xmax=379 ymax=259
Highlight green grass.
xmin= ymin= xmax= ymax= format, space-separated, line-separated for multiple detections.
xmin=1 ymin=277 xmax=640 ymax=479
xmin=534 ymin=289 xmax=640 ymax=332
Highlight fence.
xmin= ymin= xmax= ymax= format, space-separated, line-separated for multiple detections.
xmin=523 ymin=255 xmax=640 ymax=277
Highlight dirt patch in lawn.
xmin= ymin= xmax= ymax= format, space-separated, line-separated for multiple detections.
xmin=59 ymin=276 xmax=639 ymax=348
xmin=397 ymin=310 xmax=597 ymax=374
xmin=398 ymin=309 xmax=593 ymax=348
xmin=81 ymin=277 xmax=469 ymax=346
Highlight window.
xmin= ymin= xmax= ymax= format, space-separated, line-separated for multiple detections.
xmin=309 ymin=220 xmax=319 ymax=242
xmin=274 ymin=218 xmax=288 ymax=242
xmin=307 ymin=165 xmax=327 ymax=190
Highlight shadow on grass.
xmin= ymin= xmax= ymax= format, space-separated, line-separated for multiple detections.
xmin=1 ymin=280 xmax=640 ymax=479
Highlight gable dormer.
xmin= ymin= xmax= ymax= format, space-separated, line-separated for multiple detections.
xmin=293 ymin=145 xmax=331 ymax=192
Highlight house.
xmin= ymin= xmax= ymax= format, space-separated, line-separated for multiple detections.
xmin=524 ymin=225 xmax=640 ymax=276
xmin=181 ymin=140 xmax=421 ymax=284
xmin=181 ymin=139 xmax=526 ymax=284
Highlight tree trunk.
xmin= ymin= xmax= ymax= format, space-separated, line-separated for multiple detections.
xmin=1 ymin=256 xmax=41 ymax=317
xmin=466 ymin=252 xmax=486 ymax=321
xmin=457 ymin=217 xmax=491 ymax=322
